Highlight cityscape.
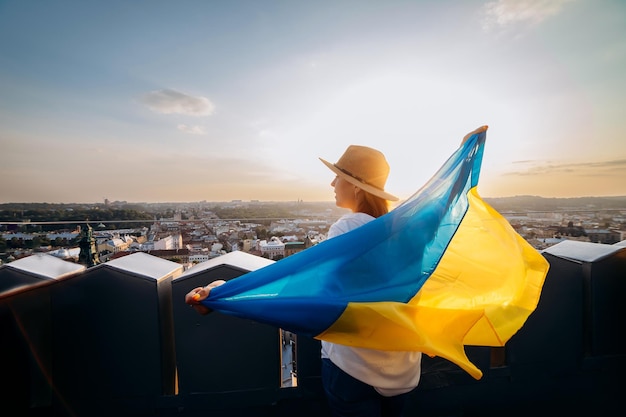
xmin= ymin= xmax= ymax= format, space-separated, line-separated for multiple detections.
xmin=1 ymin=195 xmax=625 ymax=267
xmin=2 ymin=1 xmax=625 ymax=415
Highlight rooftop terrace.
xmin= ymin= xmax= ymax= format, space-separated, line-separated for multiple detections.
xmin=1 ymin=240 xmax=624 ymax=417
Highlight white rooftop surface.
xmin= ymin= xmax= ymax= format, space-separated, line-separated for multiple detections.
xmin=48 ymin=247 xmax=81 ymax=258
xmin=105 ymin=252 xmax=183 ymax=281
xmin=5 ymin=253 xmax=86 ymax=279
xmin=180 ymin=251 xmax=274 ymax=278
xmin=542 ymin=240 xmax=626 ymax=263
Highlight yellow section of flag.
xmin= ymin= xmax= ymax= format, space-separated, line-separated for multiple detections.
xmin=318 ymin=187 xmax=550 ymax=379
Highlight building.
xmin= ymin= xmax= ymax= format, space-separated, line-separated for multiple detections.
xmin=284 ymin=236 xmax=316 ymax=257
xmin=586 ymin=229 xmax=621 ymax=244
xmin=258 ymin=237 xmax=285 ymax=260
xmin=142 ymin=233 xmax=183 ymax=251
xmin=99 ymin=236 xmax=134 ymax=254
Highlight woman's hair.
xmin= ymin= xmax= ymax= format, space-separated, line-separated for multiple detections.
xmin=356 ymin=190 xmax=390 ymax=218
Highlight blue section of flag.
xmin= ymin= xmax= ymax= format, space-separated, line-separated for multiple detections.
xmin=202 ymin=132 xmax=486 ymax=337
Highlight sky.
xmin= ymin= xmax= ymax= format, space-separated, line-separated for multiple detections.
xmin=1 ymin=0 xmax=625 ymax=204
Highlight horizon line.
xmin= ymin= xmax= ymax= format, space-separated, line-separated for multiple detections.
xmin=2 ymin=194 xmax=626 ymax=205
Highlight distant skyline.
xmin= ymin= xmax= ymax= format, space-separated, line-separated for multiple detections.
xmin=1 ymin=0 xmax=625 ymax=204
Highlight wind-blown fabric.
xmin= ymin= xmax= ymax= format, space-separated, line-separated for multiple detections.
xmin=201 ymin=131 xmax=549 ymax=379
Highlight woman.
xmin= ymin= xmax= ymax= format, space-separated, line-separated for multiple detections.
xmin=186 ymin=126 xmax=488 ymax=417
xmin=316 ymin=144 xmax=422 ymax=417
xmin=187 ymin=144 xmax=418 ymax=417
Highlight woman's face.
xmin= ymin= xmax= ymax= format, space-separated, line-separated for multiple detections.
xmin=331 ymin=175 xmax=358 ymax=211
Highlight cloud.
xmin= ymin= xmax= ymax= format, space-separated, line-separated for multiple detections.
xmin=482 ymin=0 xmax=574 ymax=32
xmin=177 ymin=124 xmax=207 ymax=135
xmin=141 ymin=89 xmax=215 ymax=116
xmin=505 ymin=159 xmax=626 ymax=176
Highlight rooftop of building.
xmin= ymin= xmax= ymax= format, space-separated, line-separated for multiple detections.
xmin=1 ymin=239 xmax=624 ymax=416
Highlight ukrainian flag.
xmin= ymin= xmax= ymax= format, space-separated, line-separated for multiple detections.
xmin=201 ymin=130 xmax=549 ymax=379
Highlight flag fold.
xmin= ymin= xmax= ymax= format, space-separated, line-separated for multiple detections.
xmin=202 ymin=131 xmax=549 ymax=379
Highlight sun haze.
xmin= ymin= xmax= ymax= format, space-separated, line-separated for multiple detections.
xmin=1 ymin=0 xmax=625 ymax=203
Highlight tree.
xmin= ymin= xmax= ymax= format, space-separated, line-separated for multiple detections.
xmin=25 ymin=236 xmax=41 ymax=249
xmin=255 ymin=227 xmax=269 ymax=240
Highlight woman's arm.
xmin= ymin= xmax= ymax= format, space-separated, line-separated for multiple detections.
xmin=461 ymin=125 xmax=488 ymax=146
xmin=185 ymin=279 xmax=226 ymax=315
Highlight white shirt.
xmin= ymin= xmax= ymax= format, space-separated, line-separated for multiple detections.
xmin=321 ymin=212 xmax=422 ymax=396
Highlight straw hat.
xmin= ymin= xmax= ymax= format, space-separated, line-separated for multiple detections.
xmin=319 ymin=145 xmax=398 ymax=201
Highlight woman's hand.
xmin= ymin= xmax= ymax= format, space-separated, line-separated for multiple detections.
xmin=461 ymin=125 xmax=488 ymax=145
xmin=185 ymin=279 xmax=226 ymax=315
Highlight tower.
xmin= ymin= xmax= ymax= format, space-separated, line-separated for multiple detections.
xmin=78 ymin=222 xmax=100 ymax=267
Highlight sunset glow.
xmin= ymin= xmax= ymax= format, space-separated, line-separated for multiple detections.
xmin=1 ymin=0 xmax=624 ymax=203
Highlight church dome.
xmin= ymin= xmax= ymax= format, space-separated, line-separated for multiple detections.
xmin=55 ymin=249 xmax=71 ymax=259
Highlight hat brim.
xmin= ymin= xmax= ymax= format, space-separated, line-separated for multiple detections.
xmin=319 ymin=157 xmax=399 ymax=201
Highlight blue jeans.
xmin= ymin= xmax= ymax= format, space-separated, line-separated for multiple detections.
xmin=321 ymin=358 xmax=410 ymax=417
